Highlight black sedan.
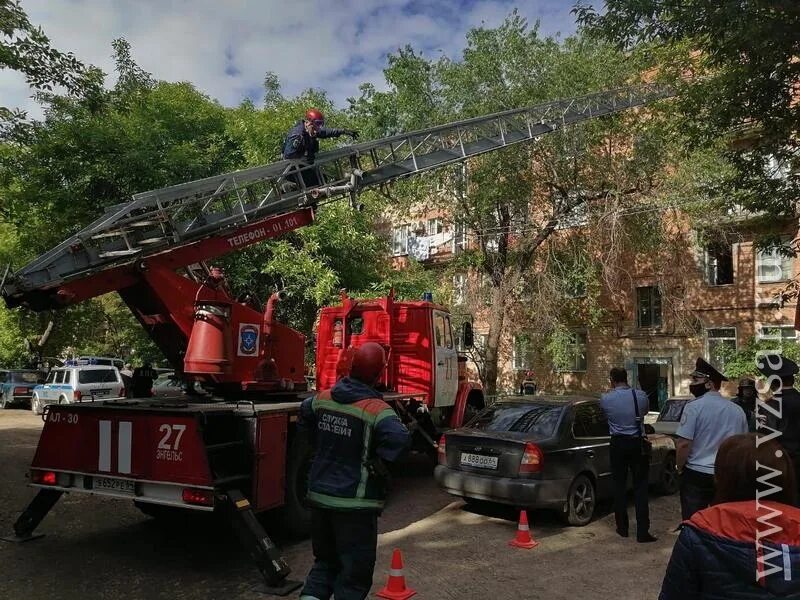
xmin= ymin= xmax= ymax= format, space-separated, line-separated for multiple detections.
xmin=434 ymin=396 xmax=678 ymax=526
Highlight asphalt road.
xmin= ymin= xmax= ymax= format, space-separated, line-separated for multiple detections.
xmin=0 ymin=409 xmax=682 ymax=599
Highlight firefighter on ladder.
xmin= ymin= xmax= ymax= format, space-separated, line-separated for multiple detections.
xmin=298 ymin=342 xmax=410 ymax=600
xmin=282 ymin=108 xmax=358 ymax=191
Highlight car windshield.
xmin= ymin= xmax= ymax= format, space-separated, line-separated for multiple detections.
xmin=469 ymin=402 xmax=564 ymax=437
xmin=659 ymin=400 xmax=689 ymax=422
xmin=78 ymin=369 xmax=118 ymax=384
xmin=10 ymin=371 xmax=42 ymax=384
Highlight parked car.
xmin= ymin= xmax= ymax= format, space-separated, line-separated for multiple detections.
xmin=652 ymin=397 xmax=694 ymax=437
xmin=434 ymin=396 xmax=679 ymax=526
xmin=0 ymin=369 xmax=46 ymax=409
xmin=152 ymin=372 xmax=209 ymax=399
xmin=31 ymin=365 xmax=126 ymax=414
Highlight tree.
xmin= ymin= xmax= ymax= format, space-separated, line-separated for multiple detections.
xmin=575 ymin=1 xmax=800 ymax=217
xmin=0 ymin=0 xmax=102 ymax=134
xmin=350 ymin=14 xmax=683 ymax=395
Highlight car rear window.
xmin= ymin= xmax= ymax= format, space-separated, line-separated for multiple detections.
xmin=469 ymin=402 xmax=564 ymax=437
xmin=659 ymin=400 xmax=689 ymax=422
xmin=78 ymin=369 xmax=119 ymax=384
xmin=10 ymin=371 xmax=42 ymax=384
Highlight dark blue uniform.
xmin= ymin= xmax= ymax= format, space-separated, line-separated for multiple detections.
xmin=282 ymin=120 xmax=349 ymax=163
xmin=298 ymin=377 xmax=409 ymax=600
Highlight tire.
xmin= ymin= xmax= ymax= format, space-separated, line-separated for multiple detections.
xmin=562 ymin=474 xmax=596 ymax=526
xmin=0 ymin=393 xmax=7 ymax=409
xmin=58 ymin=395 xmax=68 ymax=405
xmin=31 ymin=394 xmax=42 ymax=415
xmin=278 ymin=434 xmax=313 ymax=538
xmin=656 ymin=453 xmax=679 ymax=495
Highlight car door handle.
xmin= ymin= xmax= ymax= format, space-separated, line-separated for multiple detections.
xmin=586 ymin=450 xmax=595 ymax=459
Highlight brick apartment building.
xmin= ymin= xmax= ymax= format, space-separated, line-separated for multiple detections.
xmin=386 ymin=206 xmax=799 ymax=409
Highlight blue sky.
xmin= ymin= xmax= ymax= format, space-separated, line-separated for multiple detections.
xmin=2 ymin=0 xmax=586 ymax=117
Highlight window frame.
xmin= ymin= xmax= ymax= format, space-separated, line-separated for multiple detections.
xmin=557 ymin=330 xmax=588 ymax=373
xmin=705 ymin=327 xmax=737 ymax=371
xmin=512 ymin=334 xmax=533 ymax=371
xmin=704 ymin=243 xmax=734 ymax=286
xmin=391 ymin=224 xmax=410 ymax=257
xmin=636 ymin=286 xmax=663 ymax=329
xmin=757 ymin=325 xmax=798 ymax=343
xmin=756 ymin=241 xmax=794 ymax=283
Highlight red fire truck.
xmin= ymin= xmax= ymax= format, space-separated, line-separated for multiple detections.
xmin=1 ymin=86 xmax=667 ymax=593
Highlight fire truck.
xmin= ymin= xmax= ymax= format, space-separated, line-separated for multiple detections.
xmin=0 ymin=85 xmax=669 ymax=594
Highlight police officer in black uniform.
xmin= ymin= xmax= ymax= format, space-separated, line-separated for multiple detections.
xmin=131 ymin=361 xmax=158 ymax=397
xmin=759 ymin=354 xmax=800 ymax=500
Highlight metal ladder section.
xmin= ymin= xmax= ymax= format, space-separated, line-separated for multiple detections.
xmin=4 ymin=85 xmax=671 ymax=298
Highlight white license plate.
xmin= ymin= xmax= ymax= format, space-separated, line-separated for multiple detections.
xmin=94 ymin=477 xmax=135 ymax=494
xmin=460 ymin=452 xmax=498 ymax=470
xmin=90 ymin=389 xmax=110 ymax=397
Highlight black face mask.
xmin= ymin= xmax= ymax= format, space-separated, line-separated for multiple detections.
xmin=689 ymin=383 xmax=707 ymax=398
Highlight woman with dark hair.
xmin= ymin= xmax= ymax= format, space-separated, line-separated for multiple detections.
xmin=659 ymin=434 xmax=800 ymax=599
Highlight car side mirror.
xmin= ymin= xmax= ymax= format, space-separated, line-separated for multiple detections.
xmin=461 ymin=322 xmax=474 ymax=349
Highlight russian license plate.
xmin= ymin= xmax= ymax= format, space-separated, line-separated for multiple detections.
xmin=460 ymin=452 xmax=498 ymax=470
xmin=94 ymin=477 xmax=135 ymax=495
xmin=89 ymin=389 xmax=110 ymax=398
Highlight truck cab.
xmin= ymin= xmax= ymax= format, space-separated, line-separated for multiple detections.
xmin=315 ymin=291 xmax=484 ymax=430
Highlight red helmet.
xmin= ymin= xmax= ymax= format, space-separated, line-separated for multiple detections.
xmin=350 ymin=342 xmax=387 ymax=385
xmin=305 ymin=108 xmax=325 ymax=125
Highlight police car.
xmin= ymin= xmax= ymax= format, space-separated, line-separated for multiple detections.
xmin=31 ymin=362 xmax=126 ymax=414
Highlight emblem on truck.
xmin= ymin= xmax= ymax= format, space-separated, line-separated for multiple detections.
xmin=238 ymin=323 xmax=260 ymax=356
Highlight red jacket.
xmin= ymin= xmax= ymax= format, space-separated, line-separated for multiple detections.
xmin=659 ymin=501 xmax=800 ymax=599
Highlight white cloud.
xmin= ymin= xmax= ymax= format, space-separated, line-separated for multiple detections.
xmin=0 ymin=0 xmax=581 ymax=119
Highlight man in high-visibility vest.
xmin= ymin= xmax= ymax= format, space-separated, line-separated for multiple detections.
xmin=298 ymin=342 xmax=410 ymax=600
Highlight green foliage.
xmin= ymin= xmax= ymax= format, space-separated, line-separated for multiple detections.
xmin=719 ymin=337 xmax=800 ymax=381
xmin=576 ymin=1 xmax=800 ymax=217
xmin=0 ymin=0 xmax=103 ymax=135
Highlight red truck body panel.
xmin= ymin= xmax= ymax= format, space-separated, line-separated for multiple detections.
xmin=316 ymin=295 xmax=439 ymax=405
xmin=32 ymin=406 xmax=213 ymax=487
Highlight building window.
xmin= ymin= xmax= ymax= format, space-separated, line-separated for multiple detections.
xmin=560 ymin=331 xmax=588 ymax=372
xmin=427 ymin=218 xmax=443 ymax=236
xmin=513 ymin=335 xmax=534 ymax=371
xmin=706 ymin=328 xmax=736 ymax=371
xmin=453 ymin=222 xmax=467 ymax=254
xmin=757 ymin=325 xmax=798 ymax=344
xmin=705 ymin=243 xmax=734 ymax=286
xmin=452 ymin=273 xmax=466 ymax=306
xmin=391 ymin=224 xmax=409 ymax=256
xmin=636 ymin=286 xmax=662 ymax=328
xmin=756 ymin=244 xmax=794 ymax=283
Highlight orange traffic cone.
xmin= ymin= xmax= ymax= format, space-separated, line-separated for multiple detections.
xmin=376 ymin=548 xmax=417 ymax=600
xmin=508 ymin=510 xmax=539 ymax=549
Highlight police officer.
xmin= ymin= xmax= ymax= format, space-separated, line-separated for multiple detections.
xmin=758 ymin=354 xmax=800 ymax=500
xmin=676 ymin=358 xmax=748 ymax=520
xmin=131 ymin=361 xmax=157 ymax=397
xmin=298 ymin=342 xmax=410 ymax=600
xmin=733 ymin=377 xmax=758 ymax=432
xmin=600 ymin=367 xmax=657 ymax=543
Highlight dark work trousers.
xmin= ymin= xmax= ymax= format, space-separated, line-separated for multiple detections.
xmin=610 ymin=435 xmax=650 ymax=537
xmin=680 ymin=467 xmax=716 ymax=520
xmin=300 ymin=508 xmax=378 ymax=600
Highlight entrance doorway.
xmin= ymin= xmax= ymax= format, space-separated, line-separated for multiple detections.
xmin=633 ymin=359 xmax=673 ymax=412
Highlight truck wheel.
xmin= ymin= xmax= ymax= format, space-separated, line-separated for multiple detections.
xmin=279 ymin=435 xmax=313 ymax=538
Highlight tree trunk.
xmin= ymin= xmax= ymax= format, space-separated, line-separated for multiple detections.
xmin=482 ymin=283 xmax=507 ymax=397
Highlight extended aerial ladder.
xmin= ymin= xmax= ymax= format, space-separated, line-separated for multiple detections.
xmin=2 ymin=84 xmax=671 ymax=315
